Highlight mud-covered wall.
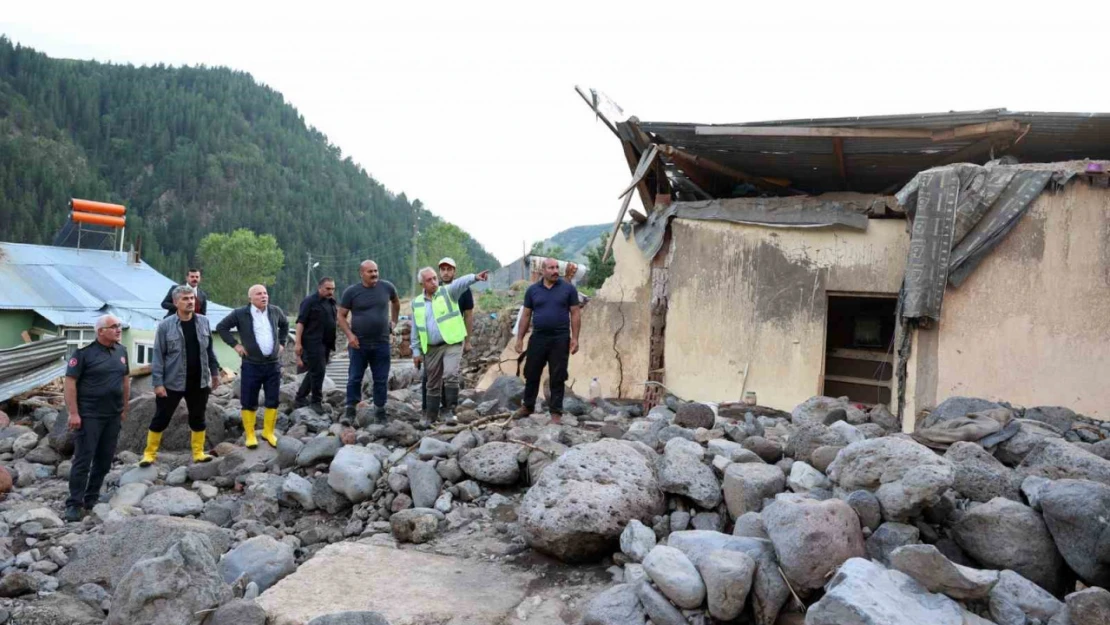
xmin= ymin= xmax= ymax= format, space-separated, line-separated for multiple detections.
xmin=664 ymin=218 xmax=909 ymax=409
xmin=906 ymin=182 xmax=1110 ymax=421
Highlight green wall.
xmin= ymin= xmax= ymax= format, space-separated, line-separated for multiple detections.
xmin=0 ymin=310 xmax=38 ymax=348
xmin=122 ymin=328 xmax=242 ymax=374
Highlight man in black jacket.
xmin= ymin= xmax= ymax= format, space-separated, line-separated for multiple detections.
xmin=294 ymin=277 xmax=337 ymax=414
xmin=216 ymin=284 xmax=289 ymax=448
xmin=161 ymin=269 xmax=208 ymax=317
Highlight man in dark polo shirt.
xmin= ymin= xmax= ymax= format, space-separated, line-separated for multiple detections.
xmin=294 ymin=277 xmax=338 ymax=414
xmin=514 ymin=257 xmax=582 ymax=424
xmin=421 ymin=257 xmax=475 ymax=415
xmin=338 ymin=260 xmax=400 ymax=424
xmin=64 ymin=314 xmax=130 ymax=521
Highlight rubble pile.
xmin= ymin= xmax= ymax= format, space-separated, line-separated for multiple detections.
xmin=0 ymin=360 xmax=1107 ymax=624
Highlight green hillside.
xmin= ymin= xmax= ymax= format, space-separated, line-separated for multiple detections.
xmin=0 ymin=37 xmax=498 ymax=309
xmin=543 ymin=223 xmax=609 ymax=263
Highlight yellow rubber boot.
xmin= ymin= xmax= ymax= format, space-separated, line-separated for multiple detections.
xmin=242 ymin=409 xmax=259 ymax=449
xmin=139 ymin=431 xmax=162 ymax=467
xmin=261 ymin=407 xmax=279 ymax=448
xmin=191 ymin=430 xmax=213 ymax=463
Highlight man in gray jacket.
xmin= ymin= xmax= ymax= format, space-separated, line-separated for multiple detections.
xmin=141 ymin=285 xmax=221 ymax=466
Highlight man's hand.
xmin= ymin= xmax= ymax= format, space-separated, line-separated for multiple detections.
xmin=295 ymin=343 xmax=303 ymax=357
xmin=67 ymin=413 xmax=81 ymax=431
xmin=476 ymin=270 xmax=490 ymax=282
xmin=234 ymin=345 xmax=248 ymax=357
xmin=515 ymin=338 xmax=524 ymax=354
xmin=570 ymin=337 xmax=579 ymax=355
xmin=121 ymin=410 xmax=127 ymax=423
xmin=413 ymin=355 xmax=423 ymax=369
xmin=278 ymin=344 xmax=284 ymax=355
xmin=210 ymin=375 xmax=220 ymax=390
xmin=155 ymin=386 xmax=167 ymax=398
xmin=297 ymin=356 xmax=304 ymax=368
xmin=348 ymin=335 xmax=360 ymax=350
xmin=463 ymin=338 xmax=472 ymax=353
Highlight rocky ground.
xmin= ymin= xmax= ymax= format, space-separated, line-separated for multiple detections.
xmin=0 ymin=361 xmax=1108 ymax=624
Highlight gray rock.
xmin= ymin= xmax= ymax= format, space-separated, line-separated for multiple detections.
xmin=297 ymin=436 xmax=343 ymax=467
xmin=209 ymin=599 xmax=268 ymax=625
xmin=1067 ymin=587 xmax=1110 ymax=625
xmin=996 ymin=419 xmax=1065 ymax=466
xmin=1040 ymin=478 xmax=1110 ymax=587
xmin=106 ymin=532 xmax=232 ymax=625
xmin=327 ymin=446 xmax=383 ymax=503
xmin=282 ymin=472 xmax=316 ymax=510
xmin=722 ymin=462 xmax=785 ymax=519
xmin=390 ymin=508 xmax=443 ymax=544
xmin=830 ymin=420 xmax=865 ymax=445
xmin=1021 ymin=475 xmax=1052 ymax=511
xmin=6 ymin=506 xmax=65 ymax=529
xmin=634 ymin=581 xmax=685 ymax=625
xmin=792 ymin=396 xmax=867 ymax=427
xmin=889 ymin=544 xmax=999 ymax=600
xmin=24 ymin=445 xmax=60 ymax=465
xmin=945 ymin=441 xmax=1022 ymax=502
xmin=458 ymin=442 xmax=523 ymax=485
xmin=924 ymin=397 xmax=1004 ymax=427
xmin=657 ymin=439 xmax=721 ymax=509
xmin=707 ymin=439 xmax=761 ymax=463
xmin=200 ymin=498 xmax=241 ymax=527
xmin=669 ymin=510 xmax=691 ymax=532
xmin=140 ymin=487 xmax=205 ymax=517
xmin=110 ymin=482 xmax=149 ymax=509
xmin=806 ymin=557 xmax=968 ymax=625
xmin=165 ymin=465 xmax=188 ymax=486
xmin=656 ymin=425 xmax=696 ymax=446
xmin=952 ymin=497 xmax=1066 ymax=594
xmin=875 ymin=463 xmax=955 ymax=522
xmin=762 ymin=494 xmax=866 ymax=591
xmin=865 ymin=522 xmax=920 ymax=565
xmin=305 ymin=611 xmax=392 ymax=625
xmin=276 ymin=436 xmax=304 ymax=468
xmin=1024 ymin=406 xmax=1078 ymax=434
xmin=519 ymin=439 xmax=665 ymax=563
xmin=847 ymin=490 xmax=882 ymax=531
xmin=810 ymin=445 xmax=844 ymax=473
xmin=76 ymin=581 xmax=110 ymax=606
xmin=642 ymin=545 xmax=705 ymax=609
xmin=619 ymin=519 xmax=656 ymax=563
xmin=312 ymin=476 xmax=352 ymax=515
xmin=785 ymin=423 xmax=846 ymax=463
xmin=418 ymin=437 xmax=455 ymax=460
xmin=988 ymin=569 xmax=1064 ymax=625
xmin=455 ymin=480 xmax=481 ymax=502
xmin=787 ymin=461 xmax=830 ymax=492
xmin=481 ymin=375 xmax=525 ymax=411
xmin=691 ymin=511 xmax=724 ymax=532
xmin=1019 ymin=438 xmax=1110 ymax=486
xmin=6 ymin=592 xmax=104 ymax=624
xmin=675 ymin=403 xmax=714 ymax=429
xmin=0 ymin=570 xmax=39 ymax=597
xmin=742 ymin=436 xmax=783 ymax=463
xmin=186 ymin=459 xmax=223 ymax=482
xmin=218 ymin=535 xmax=295 ymax=592
xmin=732 ymin=512 xmax=768 ymax=539
xmin=581 ymin=583 xmax=645 ymax=625
xmin=408 ymin=461 xmax=443 ymax=509
xmin=869 ymin=404 xmax=899 ymax=431
xmin=697 ymin=549 xmax=756 ymax=621
xmin=623 ymin=418 xmax=667 ymax=448
xmin=827 ymin=436 xmax=949 ymax=491
xmin=119 ymin=464 xmax=159 ymax=486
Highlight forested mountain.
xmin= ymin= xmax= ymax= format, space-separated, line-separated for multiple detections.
xmin=546 ymin=223 xmax=608 ymax=263
xmin=0 ymin=37 xmax=498 ymax=308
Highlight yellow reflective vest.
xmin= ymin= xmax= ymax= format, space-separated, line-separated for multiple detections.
xmin=413 ymin=287 xmax=467 ymax=354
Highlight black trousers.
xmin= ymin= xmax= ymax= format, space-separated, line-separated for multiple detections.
xmin=67 ymin=415 xmax=121 ymax=508
xmin=522 ymin=332 xmax=570 ymax=413
xmin=150 ymin=386 xmax=210 ymax=432
xmin=241 ymin=361 xmax=282 ymax=410
xmin=296 ymin=344 xmax=329 ymax=402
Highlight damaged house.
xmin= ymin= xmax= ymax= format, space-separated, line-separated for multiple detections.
xmin=497 ymin=98 xmax=1110 ymax=428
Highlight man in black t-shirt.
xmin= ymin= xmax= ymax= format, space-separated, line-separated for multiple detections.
xmin=421 ymin=257 xmax=475 ymax=414
xmin=294 ymin=277 xmax=338 ymax=414
xmin=143 ymin=285 xmax=222 ymax=467
xmin=64 ymin=314 xmax=130 ymax=522
xmin=338 ymin=260 xmax=400 ymax=424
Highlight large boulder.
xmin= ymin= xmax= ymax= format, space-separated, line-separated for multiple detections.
xmin=806 ymin=558 xmax=970 ymax=625
xmin=791 ymin=396 xmax=867 ymax=427
xmin=581 ymin=583 xmax=645 ymax=625
xmin=59 ymin=515 xmax=231 ymax=590
xmin=674 ymin=403 xmax=715 ymax=429
xmin=519 ymin=439 xmax=665 ymax=563
xmin=119 ymin=393 xmax=226 ymax=453
xmin=458 ymin=442 xmax=523 ymax=485
xmin=761 ymin=494 xmax=866 ymax=591
xmin=1039 ymin=478 xmax=1110 ymax=588
xmin=1023 ymin=406 xmax=1078 ymax=434
xmin=697 ymin=549 xmax=756 ymax=621
xmin=140 ymin=487 xmax=205 ymax=517
xmin=722 ymin=462 xmax=786 ymax=519
xmin=889 ymin=544 xmax=999 ymax=600
xmin=218 ymin=535 xmax=296 ymax=592
xmin=923 ymin=397 xmax=1004 ymax=428
xmin=642 ymin=545 xmax=705 ymax=609
xmin=874 ymin=463 xmax=954 ymax=522
xmin=408 ymin=461 xmax=442 ymax=509
xmin=481 ymin=376 xmax=525 ymax=411
xmin=106 ymin=532 xmax=233 ymax=625
xmin=656 ymin=437 xmax=721 ymax=509
xmin=298 ymin=436 xmax=343 ymax=467
xmin=988 ymin=569 xmax=1064 ymax=625
xmin=784 ymin=423 xmax=846 ymax=462
xmin=944 ymin=441 xmax=1022 ymax=502
xmin=827 ymin=437 xmax=949 ymax=491
xmin=1018 ymin=438 xmax=1110 ymax=486
xmin=995 ymin=419 xmax=1064 ymax=466
xmin=327 ymin=446 xmax=383 ymax=503
xmin=951 ymin=497 xmax=1066 ymax=594
xmin=1066 ymin=587 xmax=1110 ymax=625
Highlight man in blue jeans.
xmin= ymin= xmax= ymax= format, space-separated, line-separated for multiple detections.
xmin=338 ymin=260 xmax=400 ymax=424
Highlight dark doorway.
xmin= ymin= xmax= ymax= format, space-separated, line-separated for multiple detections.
xmin=823 ymin=294 xmax=897 ymax=407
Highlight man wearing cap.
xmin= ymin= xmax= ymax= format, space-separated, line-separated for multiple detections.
xmin=411 ymin=266 xmax=490 ymax=425
xmin=421 ymin=257 xmax=476 ymax=416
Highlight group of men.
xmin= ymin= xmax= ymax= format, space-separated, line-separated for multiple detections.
xmin=62 ymin=256 xmax=582 ymax=522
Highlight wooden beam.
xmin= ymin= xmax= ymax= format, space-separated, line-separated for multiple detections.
xmin=826 ymin=348 xmax=893 ymax=364
xmin=603 ymin=147 xmax=658 ymax=262
xmin=574 ymin=86 xmax=620 ymax=139
xmin=824 ymin=374 xmax=892 ymax=388
xmin=617 ymin=144 xmax=660 ymax=198
xmin=620 ymin=141 xmax=655 ymax=211
xmin=832 ymin=137 xmax=849 ymax=191
xmin=695 ymin=119 xmax=1025 ymax=142
xmin=658 ymin=144 xmax=794 ymax=193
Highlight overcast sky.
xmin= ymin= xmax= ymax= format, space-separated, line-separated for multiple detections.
xmin=3 ymin=2 xmax=1106 ymax=264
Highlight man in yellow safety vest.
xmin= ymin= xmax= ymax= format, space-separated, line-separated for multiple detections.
xmin=411 ymin=266 xmax=489 ymax=425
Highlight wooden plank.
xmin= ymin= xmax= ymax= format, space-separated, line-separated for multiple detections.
xmin=827 ymin=348 xmax=893 ymax=364
xmin=617 ymin=144 xmax=659 ymax=198
xmin=658 ymin=144 xmax=793 ymax=192
xmin=823 ymin=374 xmax=891 ymax=388
xmin=603 ymin=147 xmax=657 ymax=262
xmin=695 ymin=120 xmax=1024 ymax=142
xmin=833 ymin=137 xmax=849 ymax=191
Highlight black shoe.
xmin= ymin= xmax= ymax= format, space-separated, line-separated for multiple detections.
xmin=293 ymin=397 xmax=310 ymax=410
xmin=341 ymin=405 xmax=356 ymax=427
xmin=374 ymin=406 xmax=388 ymax=425
xmin=64 ymin=506 xmax=84 ymax=523
xmin=309 ymin=401 xmax=325 ymax=415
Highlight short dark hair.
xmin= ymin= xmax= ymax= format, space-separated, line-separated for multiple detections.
xmin=318 ymin=276 xmax=335 ymax=286
xmin=187 ymin=268 xmax=202 ymax=275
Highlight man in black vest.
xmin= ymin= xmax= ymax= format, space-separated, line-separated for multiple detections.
xmin=161 ymin=269 xmax=208 ymax=317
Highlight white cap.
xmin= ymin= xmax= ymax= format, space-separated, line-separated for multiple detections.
xmin=437 ymin=257 xmax=456 ymax=268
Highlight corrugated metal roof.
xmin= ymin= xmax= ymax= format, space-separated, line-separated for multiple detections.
xmin=0 ymin=337 xmax=66 ymax=379
xmin=0 ymin=360 xmax=65 ymax=403
xmin=0 ymin=242 xmax=232 ymax=331
xmin=631 ymin=109 xmax=1110 ymax=197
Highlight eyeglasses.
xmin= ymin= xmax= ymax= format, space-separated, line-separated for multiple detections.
xmin=103 ymin=324 xmax=122 ymax=330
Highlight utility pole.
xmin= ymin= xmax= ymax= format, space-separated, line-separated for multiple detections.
xmin=305 ymin=252 xmax=312 ymax=296
xmin=410 ymin=217 xmax=420 ymax=297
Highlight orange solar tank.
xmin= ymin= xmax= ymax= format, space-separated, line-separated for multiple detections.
xmin=70 ymin=198 xmax=126 ymax=216
xmin=70 ymin=211 xmax=126 ymax=228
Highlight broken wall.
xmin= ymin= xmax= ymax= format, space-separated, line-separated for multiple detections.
xmin=904 ymin=182 xmax=1110 ymax=421
xmin=664 ymin=218 xmax=909 ymax=409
